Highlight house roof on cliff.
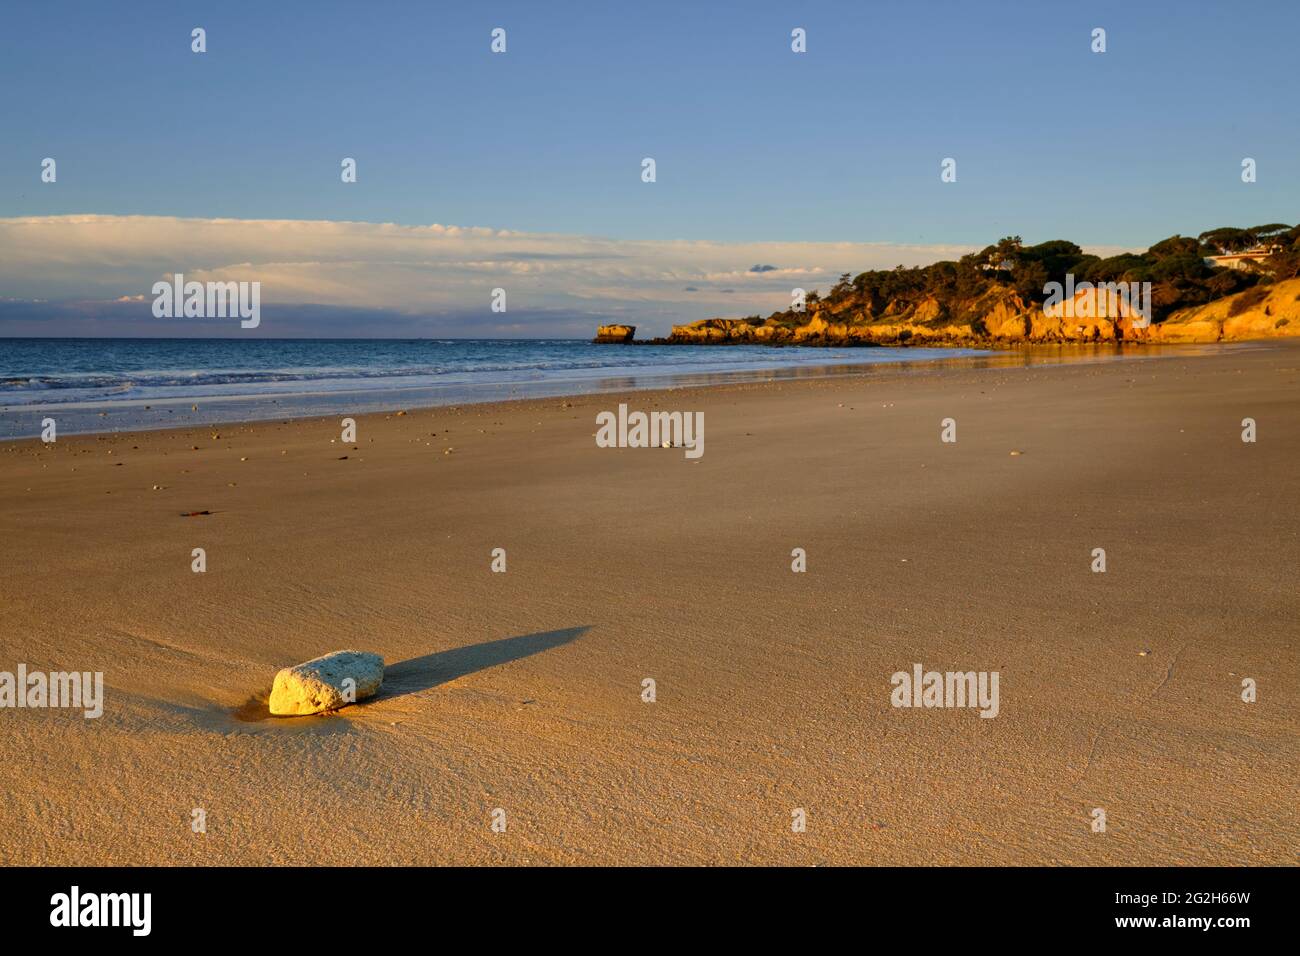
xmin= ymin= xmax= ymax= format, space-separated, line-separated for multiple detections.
xmin=1206 ymin=246 xmax=1278 ymax=263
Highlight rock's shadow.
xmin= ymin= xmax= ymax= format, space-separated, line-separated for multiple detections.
xmin=223 ymin=626 xmax=589 ymax=725
xmin=380 ymin=626 xmax=590 ymax=701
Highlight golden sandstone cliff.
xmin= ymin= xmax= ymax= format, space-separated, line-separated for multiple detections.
xmin=639 ymin=278 xmax=1300 ymax=347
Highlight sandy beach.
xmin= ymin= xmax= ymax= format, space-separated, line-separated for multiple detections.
xmin=1 ymin=343 xmax=1296 ymax=866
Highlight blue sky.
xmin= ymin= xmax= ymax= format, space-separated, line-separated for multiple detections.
xmin=1 ymin=0 xmax=1297 ymax=336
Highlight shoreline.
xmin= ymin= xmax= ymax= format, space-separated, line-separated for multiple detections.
xmin=0 ymin=341 xmax=1239 ymax=442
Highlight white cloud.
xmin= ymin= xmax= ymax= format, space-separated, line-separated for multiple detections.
xmin=0 ymin=215 xmax=1128 ymax=336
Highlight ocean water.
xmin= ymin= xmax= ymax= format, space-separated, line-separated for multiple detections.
xmin=0 ymin=337 xmax=991 ymax=438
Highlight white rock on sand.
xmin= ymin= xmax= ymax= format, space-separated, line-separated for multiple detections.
xmin=269 ymin=650 xmax=384 ymax=716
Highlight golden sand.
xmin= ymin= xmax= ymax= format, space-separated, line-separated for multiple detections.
xmin=1 ymin=344 xmax=1296 ymax=864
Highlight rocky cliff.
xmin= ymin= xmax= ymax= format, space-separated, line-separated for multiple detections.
xmin=645 ymin=278 xmax=1300 ymax=347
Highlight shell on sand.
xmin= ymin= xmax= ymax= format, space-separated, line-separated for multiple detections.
xmin=269 ymin=650 xmax=384 ymax=716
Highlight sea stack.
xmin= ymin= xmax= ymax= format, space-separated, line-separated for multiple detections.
xmin=269 ymin=650 xmax=385 ymax=716
xmin=593 ymin=324 xmax=636 ymax=343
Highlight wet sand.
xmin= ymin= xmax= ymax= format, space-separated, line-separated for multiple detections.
xmin=1 ymin=343 xmax=1296 ymax=864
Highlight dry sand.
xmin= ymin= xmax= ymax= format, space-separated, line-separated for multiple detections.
xmin=1 ymin=343 xmax=1297 ymax=865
